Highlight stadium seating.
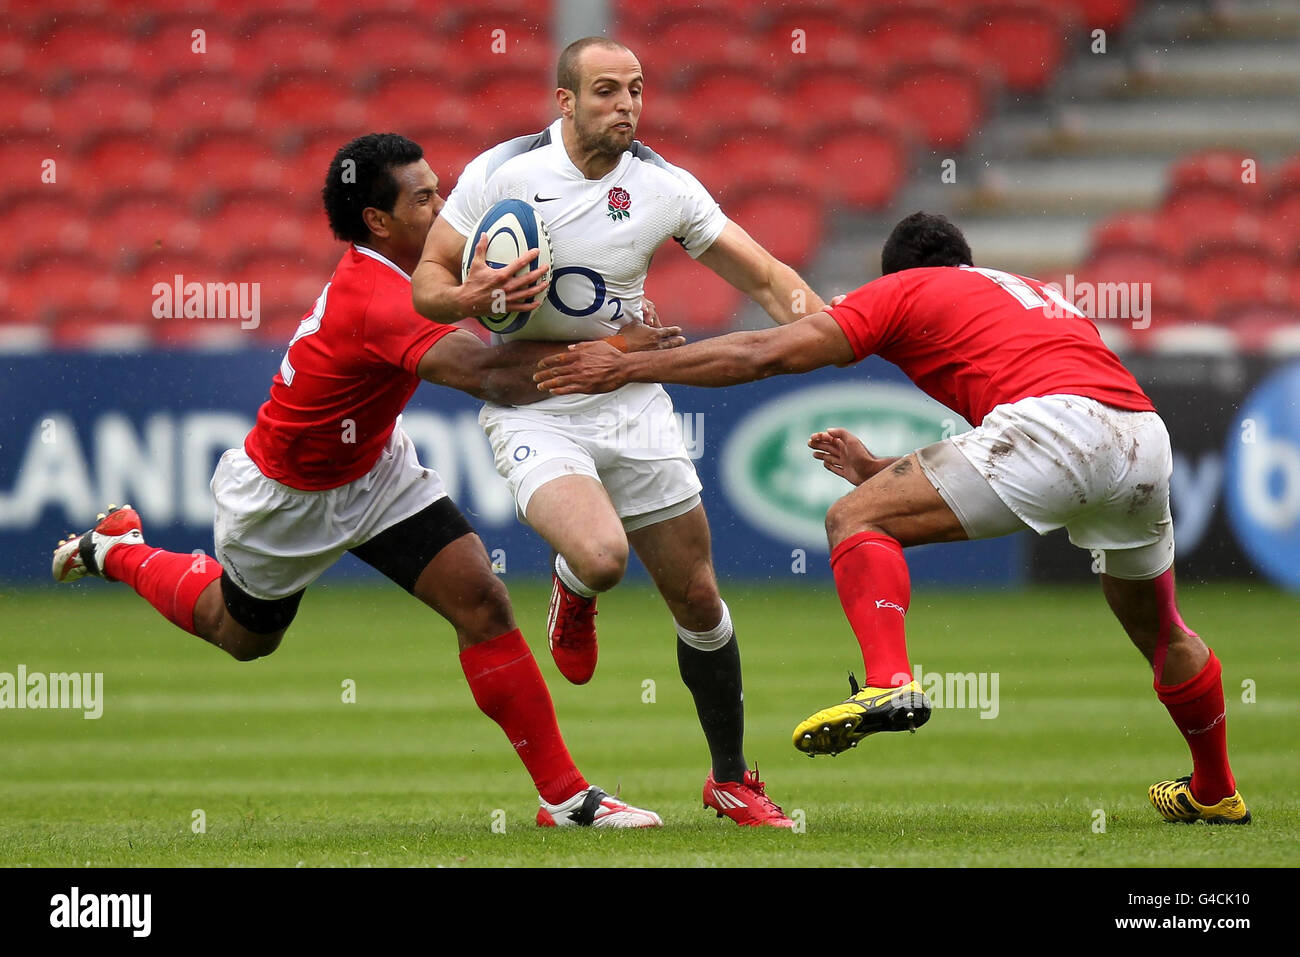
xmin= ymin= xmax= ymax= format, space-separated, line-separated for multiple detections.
xmin=1 ymin=0 xmax=1143 ymax=345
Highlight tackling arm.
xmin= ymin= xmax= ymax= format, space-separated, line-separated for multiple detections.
xmin=421 ymin=323 xmax=685 ymax=406
xmin=695 ymin=220 xmax=826 ymax=325
xmin=534 ymin=310 xmax=855 ymax=395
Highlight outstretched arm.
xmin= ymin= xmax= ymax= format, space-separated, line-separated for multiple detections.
xmin=534 ymin=310 xmax=855 ymax=395
xmin=695 ymin=220 xmax=826 ymax=325
xmin=421 ymin=322 xmax=684 ymax=405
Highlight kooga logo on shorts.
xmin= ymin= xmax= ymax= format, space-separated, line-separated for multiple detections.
xmin=720 ymin=383 xmax=966 ymax=549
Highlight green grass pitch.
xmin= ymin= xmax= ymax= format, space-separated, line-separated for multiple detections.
xmin=1 ymin=579 xmax=1296 ymax=867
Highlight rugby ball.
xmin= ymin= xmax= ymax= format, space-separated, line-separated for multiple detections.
xmin=461 ymin=198 xmax=553 ymax=335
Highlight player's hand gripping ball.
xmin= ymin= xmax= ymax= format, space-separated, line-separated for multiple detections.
xmin=461 ymin=198 xmax=554 ymax=335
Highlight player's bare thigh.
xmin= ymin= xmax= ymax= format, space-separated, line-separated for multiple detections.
xmin=825 ymin=453 xmax=969 ymax=549
xmin=524 ymin=474 xmax=629 ymax=591
xmin=627 ymin=504 xmax=723 ymax=632
xmin=411 ymin=532 xmax=516 ymax=651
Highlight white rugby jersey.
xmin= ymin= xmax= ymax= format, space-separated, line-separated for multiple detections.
xmin=441 ymin=119 xmax=727 ymax=339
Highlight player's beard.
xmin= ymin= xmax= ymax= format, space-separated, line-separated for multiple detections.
xmin=575 ymin=112 xmax=634 ymax=159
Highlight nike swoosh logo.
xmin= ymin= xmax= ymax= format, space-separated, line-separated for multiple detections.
xmin=534 ymin=194 xmax=561 ymax=202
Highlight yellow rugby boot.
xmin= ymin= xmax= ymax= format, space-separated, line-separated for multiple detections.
xmin=1149 ymin=776 xmax=1251 ymax=824
xmin=792 ymin=673 xmax=932 ymax=756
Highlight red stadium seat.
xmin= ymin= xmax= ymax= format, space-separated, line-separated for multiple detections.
xmin=347 ymin=21 xmax=453 ymax=79
xmin=1071 ymin=0 xmax=1140 ymax=32
xmin=133 ymin=20 xmax=239 ymax=86
xmin=969 ymin=2 xmax=1068 ymax=93
xmin=645 ymin=244 xmax=743 ymax=332
xmin=234 ymin=17 xmax=337 ymax=76
xmin=786 ymin=70 xmax=903 ymax=138
xmin=1088 ymin=210 xmax=1183 ymax=260
xmin=635 ymin=12 xmax=754 ymax=88
xmin=759 ymin=11 xmax=871 ymax=80
xmin=461 ymin=73 xmax=555 ymax=142
xmin=180 ymin=136 xmax=289 ymax=202
xmin=707 ymin=132 xmax=818 ymax=205
xmin=446 ymin=15 xmax=551 ymax=83
xmin=884 ymin=40 xmax=989 ymax=148
xmin=48 ymin=79 xmax=155 ymax=151
xmin=863 ymin=4 xmax=962 ymax=68
xmin=255 ymin=73 xmax=364 ymax=137
xmin=152 ymin=76 xmax=256 ymax=143
xmin=1183 ymin=245 xmax=1286 ymax=318
xmin=33 ymin=20 xmax=137 ymax=83
xmin=0 ymin=138 xmax=76 ymax=206
xmin=6 ymin=260 xmax=123 ymax=325
xmin=7 ymin=194 xmax=95 ymax=268
xmin=196 ymin=196 xmax=309 ymax=269
xmin=805 ymin=122 xmax=911 ymax=209
xmin=726 ymin=190 xmax=825 ymax=269
xmin=80 ymin=134 xmax=178 ymax=202
xmin=1170 ymin=149 xmax=1261 ymax=195
xmin=677 ymin=76 xmax=787 ymax=144
xmin=1159 ymin=196 xmax=1261 ymax=259
xmin=0 ymin=80 xmax=55 ymax=138
xmin=92 ymin=196 xmax=205 ymax=271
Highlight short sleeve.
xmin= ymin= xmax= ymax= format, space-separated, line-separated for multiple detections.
xmin=826 ymin=274 xmax=906 ymax=362
xmin=438 ymin=148 xmax=495 ymax=239
xmin=665 ymin=162 xmax=728 ymax=258
xmin=364 ymin=274 xmax=459 ymax=373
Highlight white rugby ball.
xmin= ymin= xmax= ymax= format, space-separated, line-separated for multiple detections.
xmin=461 ymin=198 xmax=553 ymax=335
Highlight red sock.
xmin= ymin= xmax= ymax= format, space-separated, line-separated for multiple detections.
xmin=104 ymin=545 xmax=222 ymax=636
xmin=1155 ymin=651 xmax=1236 ymax=805
xmin=460 ymin=630 xmax=587 ymax=805
xmin=830 ymin=530 xmax=913 ymax=688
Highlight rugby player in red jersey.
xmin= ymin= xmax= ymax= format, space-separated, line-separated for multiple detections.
xmin=51 ymin=133 xmax=680 ymax=828
xmin=535 ymin=212 xmax=1249 ymax=825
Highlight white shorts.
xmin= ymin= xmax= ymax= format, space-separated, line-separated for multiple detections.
xmin=212 ymin=426 xmax=447 ymax=600
xmin=916 ymin=394 xmax=1175 ymax=580
xmin=479 ymin=384 xmax=703 ymax=532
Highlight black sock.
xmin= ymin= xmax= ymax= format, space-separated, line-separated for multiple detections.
xmin=677 ymin=632 xmax=748 ymax=783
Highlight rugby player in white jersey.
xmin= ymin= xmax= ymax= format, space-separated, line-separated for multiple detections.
xmin=413 ymin=38 xmax=825 ymax=827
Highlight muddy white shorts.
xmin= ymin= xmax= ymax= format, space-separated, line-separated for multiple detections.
xmin=479 ymin=383 xmax=703 ymax=532
xmin=211 ymin=426 xmax=447 ymax=600
xmin=916 ymin=394 xmax=1175 ymax=580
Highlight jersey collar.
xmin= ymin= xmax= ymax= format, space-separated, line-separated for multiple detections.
xmin=353 ymin=243 xmax=411 ymax=281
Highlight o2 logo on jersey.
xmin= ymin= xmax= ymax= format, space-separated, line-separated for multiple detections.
xmin=546 ymin=266 xmax=625 ymax=322
xmin=1224 ymin=362 xmax=1300 ymax=590
xmin=512 ymin=445 xmax=534 ymax=462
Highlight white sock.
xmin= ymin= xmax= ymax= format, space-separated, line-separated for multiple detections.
xmin=675 ymin=601 xmax=733 ymax=651
xmin=554 ymin=554 xmax=598 ymax=598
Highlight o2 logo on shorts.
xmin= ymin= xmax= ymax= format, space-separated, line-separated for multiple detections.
xmin=1224 ymin=362 xmax=1300 ymax=590
xmin=546 ymin=266 xmax=624 ymax=322
xmin=512 ymin=445 xmax=534 ymax=462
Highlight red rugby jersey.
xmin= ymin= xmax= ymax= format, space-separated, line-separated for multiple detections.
xmin=826 ymin=265 xmax=1155 ymax=426
xmin=243 ymin=245 xmax=456 ymax=490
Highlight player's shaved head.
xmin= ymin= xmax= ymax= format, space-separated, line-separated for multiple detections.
xmin=557 ymin=36 xmax=634 ymax=92
xmin=881 ymin=212 xmax=974 ymax=275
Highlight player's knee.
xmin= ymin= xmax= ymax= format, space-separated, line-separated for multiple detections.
xmin=456 ymin=574 xmax=516 ymax=639
xmin=230 ymin=631 xmax=283 ymax=662
xmin=825 ymin=498 xmax=876 ymax=546
xmin=570 ymin=542 xmax=628 ymax=593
